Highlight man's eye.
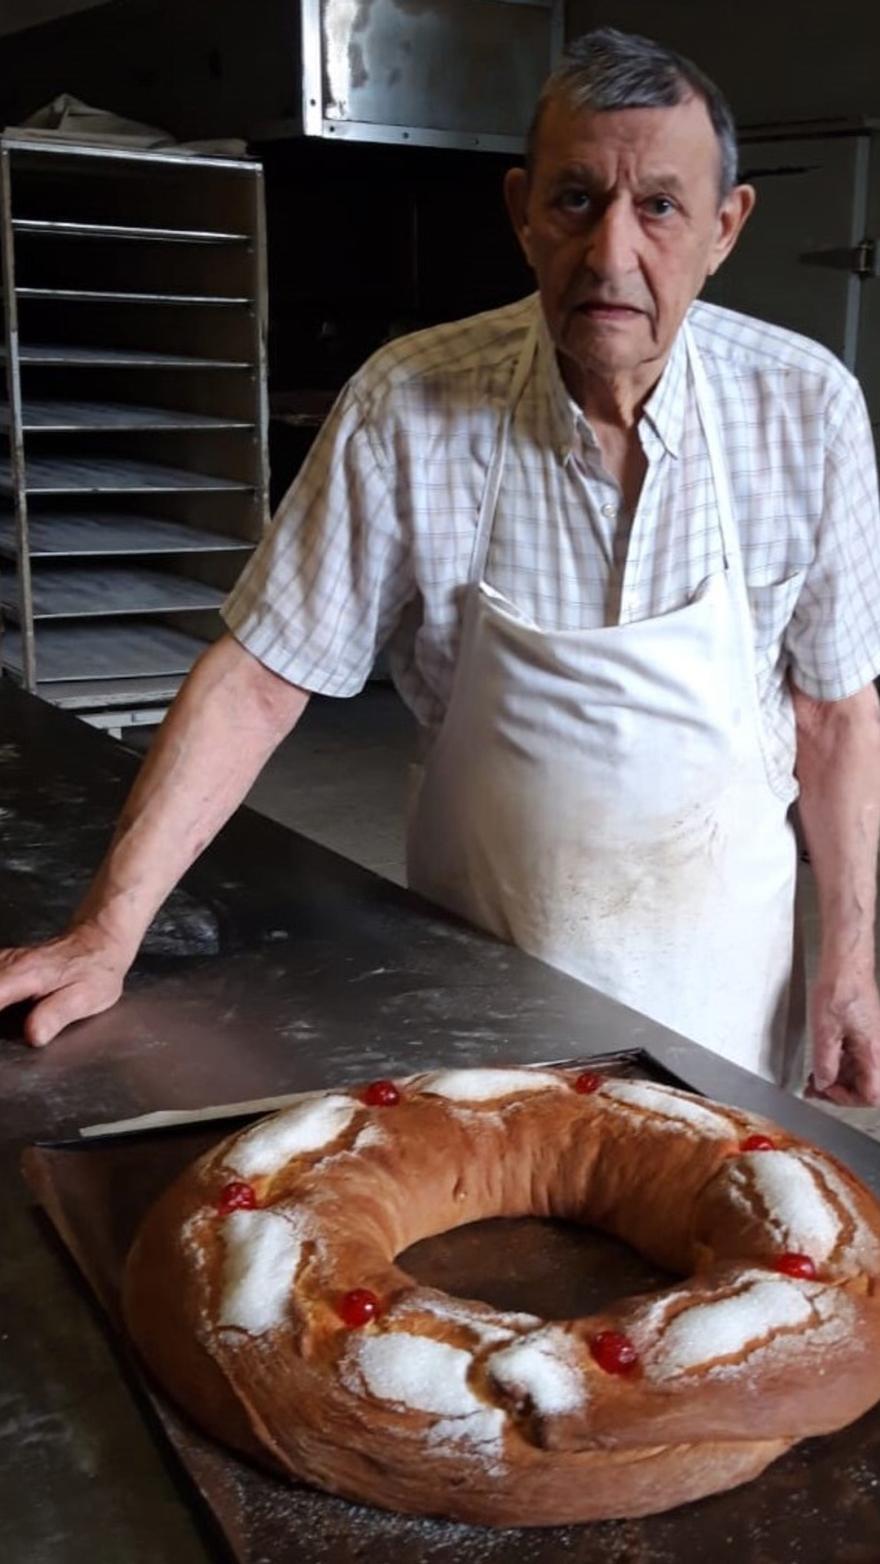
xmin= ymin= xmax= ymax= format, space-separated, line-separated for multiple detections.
xmin=644 ymin=196 xmax=677 ymax=218
xmin=558 ymin=189 xmax=591 ymax=212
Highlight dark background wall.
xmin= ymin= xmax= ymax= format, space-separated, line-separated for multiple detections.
xmin=0 ymin=0 xmax=110 ymax=35
xmin=565 ymin=0 xmax=880 ymax=125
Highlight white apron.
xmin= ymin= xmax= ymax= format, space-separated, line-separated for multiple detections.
xmin=407 ymin=321 xmax=800 ymax=1081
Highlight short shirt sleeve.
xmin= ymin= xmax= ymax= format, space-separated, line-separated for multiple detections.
xmin=222 ymin=382 xmax=414 ymax=697
xmin=786 ymin=375 xmax=880 ymax=700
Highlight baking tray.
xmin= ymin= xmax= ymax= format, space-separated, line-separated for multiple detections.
xmin=21 ymin=1050 xmax=880 ymax=1564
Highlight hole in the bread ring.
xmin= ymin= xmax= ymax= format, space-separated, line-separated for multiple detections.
xmin=400 ymin=1216 xmax=676 ymax=1319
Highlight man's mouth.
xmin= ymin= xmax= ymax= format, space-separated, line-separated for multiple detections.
xmin=575 ymin=301 xmax=643 ymax=317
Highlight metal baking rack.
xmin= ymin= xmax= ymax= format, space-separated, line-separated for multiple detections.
xmin=0 ymin=135 xmax=269 ymax=732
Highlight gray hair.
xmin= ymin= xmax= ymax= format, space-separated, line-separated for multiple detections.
xmin=527 ymin=27 xmax=739 ymax=199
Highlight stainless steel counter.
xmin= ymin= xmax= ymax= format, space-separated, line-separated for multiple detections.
xmin=0 ymin=681 xmax=876 ymax=1562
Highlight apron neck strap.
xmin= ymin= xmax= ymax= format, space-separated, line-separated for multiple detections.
xmin=683 ymin=319 xmax=741 ymax=571
xmin=468 ymin=319 xmax=538 ymax=585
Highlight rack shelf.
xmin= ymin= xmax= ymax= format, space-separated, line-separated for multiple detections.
xmin=0 ymin=511 xmax=253 ymax=558
xmin=0 ymin=136 xmax=269 ymax=718
xmin=27 ymin=673 xmax=190 ymax=711
xmin=16 ymin=287 xmax=253 ymax=307
xmin=0 ymin=565 xmax=226 ymax=621
xmin=12 ymin=217 xmax=250 ymax=244
xmin=0 ymin=400 xmax=253 ymax=432
xmin=2 ymin=621 xmax=206 ymax=682
xmin=3 ymin=343 xmax=252 ymax=368
xmin=0 ymin=454 xmax=252 ymax=495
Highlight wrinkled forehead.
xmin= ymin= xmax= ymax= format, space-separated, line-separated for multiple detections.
xmin=529 ymin=94 xmax=722 ymax=193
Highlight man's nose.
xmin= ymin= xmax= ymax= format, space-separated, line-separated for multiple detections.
xmin=582 ymin=199 xmax=639 ymax=278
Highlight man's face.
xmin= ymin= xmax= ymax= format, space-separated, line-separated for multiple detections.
xmin=505 ymin=95 xmax=755 ymax=388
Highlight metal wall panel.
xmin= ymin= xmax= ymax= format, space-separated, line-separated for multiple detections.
xmin=304 ymin=0 xmax=564 ymax=150
xmin=703 ymin=133 xmax=868 ymax=369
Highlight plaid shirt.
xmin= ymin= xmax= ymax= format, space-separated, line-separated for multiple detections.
xmin=224 ymin=294 xmax=880 ymax=787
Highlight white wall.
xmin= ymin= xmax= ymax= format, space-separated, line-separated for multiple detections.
xmin=0 ymin=0 xmax=112 ymax=38
xmin=565 ymin=0 xmax=880 ymax=124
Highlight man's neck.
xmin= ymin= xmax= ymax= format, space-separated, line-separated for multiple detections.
xmin=555 ymin=349 xmax=672 ymax=510
xmin=558 ymin=351 xmax=669 ymax=433
xmin=555 ymin=352 xmax=663 ymax=510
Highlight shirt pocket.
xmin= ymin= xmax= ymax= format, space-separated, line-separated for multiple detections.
xmin=746 ymin=566 xmax=808 ymax=665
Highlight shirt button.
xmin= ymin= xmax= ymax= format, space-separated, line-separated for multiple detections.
xmin=601 ymin=502 xmax=617 ymax=520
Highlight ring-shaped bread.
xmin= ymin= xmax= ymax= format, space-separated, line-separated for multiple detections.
xmin=123 ymin=1068 xmax=880 ymax=1526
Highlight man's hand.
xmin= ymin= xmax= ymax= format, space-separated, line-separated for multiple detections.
xmin=793 ymin=680 xmax=880 ymax=1109
xmin=0 ymin=924 xmax=132 ymax=1047
xmin=808 ymin=969 xmax=880 ymax=1107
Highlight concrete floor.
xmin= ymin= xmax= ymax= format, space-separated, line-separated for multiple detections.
xmin=245 ymin=683 xmax=880 ymax=1143
xmin=247 ymin=683 xmax=414 ymax=885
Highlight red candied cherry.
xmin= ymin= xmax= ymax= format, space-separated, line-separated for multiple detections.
xmin=773 ymin=1253 xmax=817 ymax=1280
xmin=363 ymin=1079 xmax=401 ymax=1108
xmin=740 ymin=1134 xmax=776 ymax=1153
xmin=589 ymin=1330 xmax=639 ymax=1376
xmin=217 ymin=1180 xmax=257 ymax=1214
xmin=338 ymin=1289 xmax=382 ymax=1328
xmin=573 ymin=1071 xmax=603 ymax=1095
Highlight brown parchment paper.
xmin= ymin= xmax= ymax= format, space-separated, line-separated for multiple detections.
xmin=21 ymin=1076 xmax=880 ymax=1564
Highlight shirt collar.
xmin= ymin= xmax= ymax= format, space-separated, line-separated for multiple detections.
xmin=534 ymin=299 xmax=688 ymax=462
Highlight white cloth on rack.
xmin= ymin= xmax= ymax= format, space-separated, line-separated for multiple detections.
xmin=13 ymin=93 xmax=248 ymax=156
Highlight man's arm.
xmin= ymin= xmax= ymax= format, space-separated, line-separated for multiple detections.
xmin=792 ymin=679 xmax=880 ymax=1106
xmin=0 ymin=633 xmax=309 ymax=1046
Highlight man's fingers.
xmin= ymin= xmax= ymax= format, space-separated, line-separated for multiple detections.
xmin=843 ymin=1041 xmax=880 ymax=1108
xmin=811 ymin=1026 xmax=844 ymax=1094
xmin=24 ymin=979 xmax=120 ymax=1049
xmin=24 ymin=994 xmax=70 ymax=1048
xmin=810 ymin=1080 xmax=865 ymax=1107
xmin=0 ymin=934 xmax=130 ymax=1046
xmin=0 ymin=951 xmax=58 ymax=1010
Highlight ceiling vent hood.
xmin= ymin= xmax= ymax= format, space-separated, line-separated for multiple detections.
xmin=300 ymin=0 xmax=564 ymax=153
xmin=0 ymin=0 xmax=565 ymax=153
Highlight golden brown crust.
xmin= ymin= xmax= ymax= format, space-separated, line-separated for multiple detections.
xmin=122 ymin=1071 xmax=880 ymax=1525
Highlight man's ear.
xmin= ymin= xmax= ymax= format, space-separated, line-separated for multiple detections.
xmin=706 ymin=183 xmax=756 ymax=277
xmin=504 ymin=166 xmax=535 ymax=269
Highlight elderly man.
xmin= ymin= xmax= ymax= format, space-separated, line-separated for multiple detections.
xmin=2 ymin=28 xmax=880 ymax=1103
